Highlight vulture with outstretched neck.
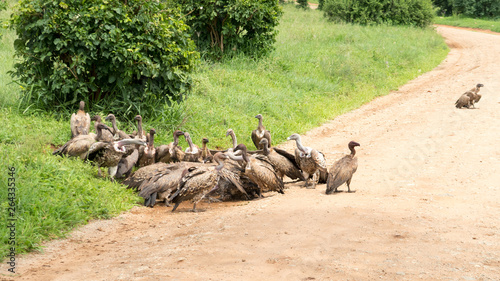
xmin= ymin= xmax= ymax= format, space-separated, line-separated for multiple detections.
xmin=104 ymin=114 xmax=130 ymax=140
xmin=455 ymin=83 xmax=484 ymax=109
xmin=156 ymin=130 xmax=185 ymax=163
xmin=131 ymin=115 xmax=148 ymax=142
xmin=259 ymin=138 xmax=305 ymax=181
xmin=326 ymin=141 xmax=360 ymax=194
xmin=287 ymin=133 xmax=327 ymax=189
xmin=183 ymin=132 xmax=202 ymax=162
xmin=251 ymin=114 xmax=272 ymax=150
xmin=234 ymin=144 xmax=284 ymax=197
xmin=137 ymin=128 xmax=156 ymax=167
xmin=70 ymin=101 xmax=91 ymax=138
xmin=201 ymin=137 xmax=213 ymax=163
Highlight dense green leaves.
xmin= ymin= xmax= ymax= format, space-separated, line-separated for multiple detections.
xmin=10 ymin=0 xmax=199 ymax=120
xmin=170 ymin=0 xmax=283 ymax=59
xmin=323 ymin=0 xmax=434 ymax=27
xmin=452 ymin=0 xmax=500 ymax=17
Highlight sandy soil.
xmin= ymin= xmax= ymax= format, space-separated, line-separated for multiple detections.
xmin=2 ymin=26 xmax=499 ymax=281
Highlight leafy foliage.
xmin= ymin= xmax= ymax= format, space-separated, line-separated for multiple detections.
xmin=170 ymin=0 xmax=283 ymax=59
xmin=0 ymin=0 xmax=6 ymax=39
xmin=318 ymin=0 xmax=325 ymax=10
xmin=323 ymin=0 xmax=434 ymax=27
xmin=452 ymin=0 xmax=500 ymax=17
xmin=9 ymin=0 xmax=199 ymax=120
xmin=296 ymin=0 xmax=310 ymax=9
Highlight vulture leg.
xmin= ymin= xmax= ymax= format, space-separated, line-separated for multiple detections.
xmin=97 ymin=166 xmax=103 ymax=178
xmin=172 ymin=202 xmax=181 ymax=212
xmin=346 ymin=179 xmax=356 ymax=193
xmin=108 ymin=166 xmax=118 ymax=181
xmin=302 ymin=172 xmax=310 ymax=188
xmin=307 ymin=172 xmax=318 ymax=189
xmin=191 ymin=202 xmax=198 ymax=212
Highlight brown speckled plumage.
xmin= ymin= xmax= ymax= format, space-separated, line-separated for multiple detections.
xmin=287 ymin=133 xmax=327 ymax=189
xmin=251 ymin=114 xmax=272 ymax=150
xmin=326 ymin=141 xmax=360 ymax=194
xmin=156 ymin=130 xmax=185 ymax=163
xmin=70 ymin=101 xmax=90 ymax=138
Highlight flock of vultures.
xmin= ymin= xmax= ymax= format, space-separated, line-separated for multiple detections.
xmin=52 ymin=83 xmax=482 ymax=212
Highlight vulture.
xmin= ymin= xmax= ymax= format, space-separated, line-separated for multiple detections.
xmin=287 ymin=133 xmax=327 ymax=189
xmin=326 ymin=141 xmax=360 ymax=194
xmin=455 ymin=83 xmax=484 ymax=108
xmin=226 ymin=129 xmax=238 ymax=152
xmin=115 ymin=149 xmax=140 ymax=179
xmin=131 ymin=115 xmax=148 ymax=142
xmin=86 ymin=138 xmax=146 ymax=181
xmin=259 ymin=138 xmax=305 ymax=181
xmin=137 ymin=128 xmax=156 ymax=167
xmin=91 ymin=115 xmax=114 ymax=142
xmin=234 ymin=144 xmax=284 ymax=197
xmin=70 ymin=101 xmax=91 ymax=138
xmin=201 ymin=137 xmax=213 ymax=163
xmin=105 ymin=114 xmax=130 ymax=140
xmin=251 ymin=114 xmax=272 ymax=150
xmin=183 ymin=132 xmax=202 ymax=162
xmin=156 ymin=130 xmax=185 ymax=163
xmin=53 ymin=123 xmax=112 ymax=159
xmin=170 ymin=153 xmax=244 ymax=212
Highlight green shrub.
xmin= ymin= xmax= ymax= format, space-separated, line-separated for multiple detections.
xmin=10 ymin=0 xmax=199 ymax=120
xmin=323 ymin=0 xmax=434 ymax=27
xmin=0 ymin=0 xmax=6 ymax=39
xmin=318 ymin=0 xmax=325 ymax=10
xmin=170 ymin=0 xmax=283 ymax=59
xmin=452 ymin=0 xmax=500 ymax=17
xmin=297 ymin=0 xmax=310 ymax=9
xmin=432 ymin=0 xmax=453 ymax=16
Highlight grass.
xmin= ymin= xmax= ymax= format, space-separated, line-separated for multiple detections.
xmin=434 ymin=15 xmax=500 ymax=33
xmin=0 ymin=3 xmax=449 ymax=259
xmin=182 ymin=6 xmax=448 ymax=149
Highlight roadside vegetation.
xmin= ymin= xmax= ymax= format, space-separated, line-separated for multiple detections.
xmin=1 ymin=2 xmax=448 ymax=258
xmin=434 ymin=16 xmax=500 ymax=33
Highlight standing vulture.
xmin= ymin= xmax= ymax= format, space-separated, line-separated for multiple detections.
xmin=326 ymin=141 xmax=360 ymax=194
xmin=259 ymin=138 xmax=305 ymax=181
xmin=70 ymin=101 xmax=91 ymax=138
xmin=455 ymin=83 xmax=484 ymax=108
xmin=234 ymin=144 xmax=284 ymax=197
xmin=251 ymin=114 xmax=272 ymax=150
xmin=156 ymin=130 xmax=185 ymax=163
xmin=287 ymin=133 xmax=327 ymax=189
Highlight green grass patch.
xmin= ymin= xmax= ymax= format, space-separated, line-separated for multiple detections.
xmin=182 ymin=5 xmax=448 ymax=149
xmin=1 ymin=4 xmax=449 ymax=258
xmin=434 ymin=15 xmax=500 ymax=33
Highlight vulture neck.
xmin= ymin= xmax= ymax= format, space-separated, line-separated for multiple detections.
xmin=148 ymin=133 xmax=155 ymax=150
xmin=137 ymin=119 xmax=143 ymax=139
xmin=173 ymin=133 xmax=181 ymax=146
xmin=110 ymin=118 xmax=118 ymax=134
xmin=257 ymin=118 xmax=264 ymax=131
xmin=349 ymin=145 xmax=357 ymax=157
xmin=262 ymin=142 xmax=270 ymax=156
xmin=294 ymin=137 xmax=308 ymax=154
xmin=214 ymin=156 xmax=225 ymax=171
xmin=230 ymin=132 xmax=237 ymax=149
xmin=186 ymin=135 xmax=195 ymax=152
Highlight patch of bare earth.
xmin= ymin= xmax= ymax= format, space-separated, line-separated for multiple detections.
xmin=2 ymin=26 xmax=499 ymax=281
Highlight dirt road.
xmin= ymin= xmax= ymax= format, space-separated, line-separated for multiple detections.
xmin=3 ymin=26 xmax=500 ymax=280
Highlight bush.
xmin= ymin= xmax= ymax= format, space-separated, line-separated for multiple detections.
xmin=432 ymin=0 xmax=453 ymax=16
xmin=0 ymin=0 xmax=6 ymax=39
xmin=296 ymin=0 xmax=310 ymax=10
xmin=323 ymin=0 xmax=434 ymax=27
xmin=452 ymin=0 xmax=500 ymax=17
xmin=10 ymin=0 xmax=199 ymax=120
xmin=171 ymin=0 xmax=283 ymax=60
xmin=318 ymin=0 xmax=325 ymax=10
